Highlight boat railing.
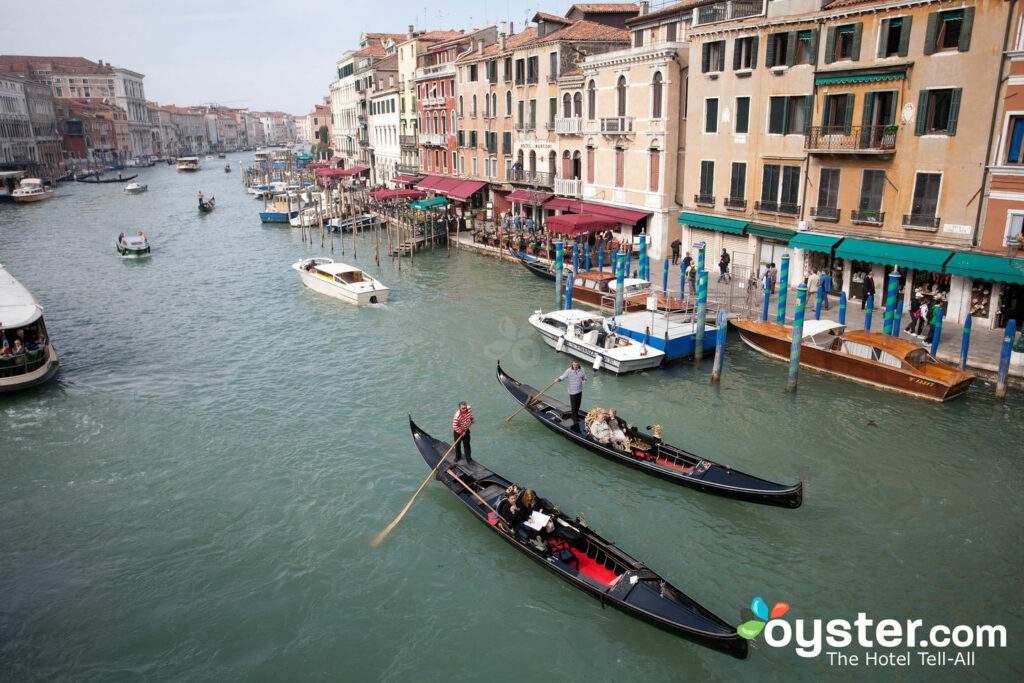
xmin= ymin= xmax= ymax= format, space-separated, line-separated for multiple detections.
xmin=0 ymin=347 xmax=49 ymax=378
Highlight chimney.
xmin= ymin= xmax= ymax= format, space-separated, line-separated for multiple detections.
xmin=499 ymin=33 xmax=506 ymax=51
xmin=407 ymin=25 xmax=414 ymax=39
xmin=499 ymin=21 xmax=507 ymax=36
xmin=478 ymin=39 xmax=485 ymax=55
xmin=639 ymin=1 xmax=649 ymax=15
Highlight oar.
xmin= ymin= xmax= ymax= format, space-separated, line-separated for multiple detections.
xmin=505 ymin=378 xmax=560 ymax=422
xmin=449 ymin=472 xmax=506 ymax=523
xmin=371 ymin=432 xmax=465 ymax=547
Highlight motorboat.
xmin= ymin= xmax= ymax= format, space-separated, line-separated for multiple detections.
xmin=1 ymin=170 xmax=27 ymax=199
xmin=292 ymin=257 xmax=389 ymax=304
xmin=608 ymin=278 xmax=687 ymax=312
xmin=116 ymin=232 xmax=151 ymax=257
xmin=528 ymin=309 xmax=664 ymax=373
xmin=260 ymin=193 xmax=301 ymax=223
xmin=731 ymin=318 xmax=975 ymax=401
xmin=249 ymin=180 xmax=286 ymax=198
xmin=123 ymin=182 xmax=148 ymax=194
xmin=204 ymin=154 xmax=213 ymax=160
xmin=217 ymin=152 xmax=226 ymax=159
xmin=176 ymin=156 xmax=200 ymax=172
xmin=224 ymin=164 xmax=232 ymax=173
xmin=11 ymin=178 xmax=53 ymax=203
xmin=289 ymin=206 xmax=321 ymax=227
xmin=0 ymin=264 xmax=60 ymax=393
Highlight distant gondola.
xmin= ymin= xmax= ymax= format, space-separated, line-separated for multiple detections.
xmin=496 ymin=364 xmax=803 ymax=508
xmin=509 ymin=246 xmax=559 ymax=281
xmin=198 ymin=192 xmax=215 ymax=212
xmin=408 ymin=417 xmax=749 ymax=659
xmin=75 ymin=174 xmax=138 ymax=184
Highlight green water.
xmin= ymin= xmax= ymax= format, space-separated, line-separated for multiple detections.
xmin=1 ymin=162 xmax=1021 ymax=681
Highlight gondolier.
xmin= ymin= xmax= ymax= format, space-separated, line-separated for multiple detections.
xmin=556 ymin=361 xmax=587 ymax=432
xmin=452 ymin=401 xmax=475 ymax=462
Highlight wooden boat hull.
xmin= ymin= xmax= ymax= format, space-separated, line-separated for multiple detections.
xmin=510 ymin=248 xmax=557 ymax=281
xmin=11 ymin=192 xmax=52 ymax=203
xmin=408 ymin=418 xmax=749 ymax=659
xmin=733 ymin=320 xmax=972 ymax=401
xmin=496 ymin=364 xmax=802 ymax=507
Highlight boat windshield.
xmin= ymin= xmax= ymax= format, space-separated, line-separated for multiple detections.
xmin=904 ymin=348 xmax=938 ymax=370
xmin=335 ymin=271 xmax=366 ymax=285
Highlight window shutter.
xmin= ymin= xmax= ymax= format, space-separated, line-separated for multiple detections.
xmin=702 ymin=43 xmax=711 ymax=72
xmin=808 ymin=29 xmax=819 ymax=65
xmin=804 ymin=95 xmax=813 ymax=134
xmin=751 ymin=37 xmax=759 ymax=66
xmin=503 ymin=131 xmax=511 ymax=154
xmin=860 ymin=92 xmax=876 ymax=146
xmin=898 ymin=16 xmax=913 ymax=57
xmin=923 ymin=12 xmax=939 ymax=55
xmin=915 ymin=90 xmax=929 ymax=135
xmin=717 ymin=43 xmax=725 ymax=71
xmin=821 ymin=96 xmax=831 ymax=127
xmin=786 ymin=31 xmax=798 ymax=66
xmin=824 ymin=27 xmax=836 ymax=64
xmin=959 ymin=7 xmax=975 ymax=52
xmin=843 ymin=94 xmax=854 ymax=135
xmin=765 ymin=34 xmax=777 ymax=67
xmin=769 ymin=98 xmax=785 ymax=134
xmin=733 ymin=40 xmax=742 ymax=70
xmin=878 ymin=20 xmax=889 ymax=58
xmin=947 ymin=88 xmax=962 ymax=136
xmin=783 ymin=97 xmax=792 ymax=133
xmin=851 ymin=23 xmax=863 ymax=61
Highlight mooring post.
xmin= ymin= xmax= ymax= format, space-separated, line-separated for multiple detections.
xmin=695 ymin=270 xmax=708 ymax=362
xmin=929 ymin=306 xmax=943 ymax=356
xmin=614 ymin=251 xmax=626 ymax=316
xmin=598 ymin=246 xmax=603 ymax=273
xmin=555 ymin=240 xmax=564 ymax=310
xmin=893 ymin=300 xmax=904 ymax=338
xmin=787 ymin=284 xmax=809 ymax=392
xmin=694 ymin=241 xmax=706 ymax=273
xmin=882 ymin=270 xmax=899 ymax=336
xmin=996 ymin=319 xmax=1016 ymax=399
xmin=573 ymin=241 xmax=579 ymax=275
xmin=662 ymin=258 xmax=669 ymax=296
xmin=864 ymin=294 xmax=874 ymax=331
xmin=711 ymin=308 xmax=727 ymax=383
xmin=777 ymin=253 xmax=790 ymax=324
xmin=638 ymin=232 xmax=647 ymax=281
xmin=565 ymin=271 xmax=574 ymax=310
xmin=960 ymin=313 xmax=973 ymax=371
xmin=585 ymin=243 xmax=591 ymax=272
xmin=815 ymin=283 xmax=823 ymax=321
xmin=839 ymin=291 xmax=847 ymax=325
xmin=625 ymin=249 xmax=631 ymax=278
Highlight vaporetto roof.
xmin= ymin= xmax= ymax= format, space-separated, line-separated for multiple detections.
xmin=0 ymin=265 xmax=43 ymax=329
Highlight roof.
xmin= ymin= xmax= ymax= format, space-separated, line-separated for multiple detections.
xmin=625 ymin=1 xmax=701 ymax=25
xmin=0 ymin=55 xmax=115 ymax=75
xmin=434 ymin=26 xmax=496 ymax=49
xmin=315 ymin=262 xmax=365 ymax=275
xmin=354 ymin=44 xmax=385 ymax=57
xmin=530 ymin=20 xmax=629 ymax=45
xmin=0 ymin=265 xmax=43 ymax=330
xmin=456 ymin=28 xmax=538 ymax=62
xmin=823 ymin=0 xmax=888 ymax=8
xmin=569 ymin=3 xmax=639 ymax=13
xmin=534 ymin=12 xmax=572 ymax=25
xmin=364 ymin=32 xmax=408 ymax=43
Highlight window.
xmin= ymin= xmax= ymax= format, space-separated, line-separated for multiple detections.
xmin=615 ymin=147 xmax=624 ymax=187
xmin=461 ymin=155 xmax=466 ymax=174
xmin=563 ymin=93 xmax=572 ymax=118
xmin=915 ymin=88 xmax=962 ymax=136
xmin=504 ymin=58 xmax=512 ymax=81
xmin=666 ymin=22 xmax=677 ymax=42
xmin=587 ymin=80 xmax=596 ymax=120
xmin=550 ymin=52 xmax=558 ymax=78
xmin=529 ymin=99 xmax=536 ymax=127
xmin=729 ymin=162 xmax=746 ymax=200
xmin=573 ymin=92 xmax=582 ymax=118
xmin=698 ymin=160 xmax=714 ymax=200
xmin=651 ymin=73 xmax=663 ymax=119
xmin=822 ymin=93 xmax=854 ymax=134
xmin=506 ymin=91 xmax=512 ymax=116
xmin=458 ymin=96 xmax=464 ymax=117
xmin=859 ymin=169 xmax=886 ymax=213
xmin=587 ymin=146 xmax=595 ymax=184
xmin=487 ymin=60 xmax=497 ymax=83
xmin=616 ymin=76 xmax=627 ymax=117
xmin=527 ymin=56 xmax=539 ymax=83
xmin=453 ymin=151 xmax=458 ymax=171
xmin=471 ymin=95 xmax=477 ymax=117
xmin=795 ymin=30 xmax=817 ymax=65
xmin=702 ymin=40 xmax=726 ymax=73
xmin=1004 ymin=213 xmax=1024 ymax=245
xmin=472 ymin=157 xmax=478 ymax=176
xmin=925 ymin=8 xmax=974 ymax=54
xmin=549 ymin=97 xmax=557 ymax=125
xmin=634 ymin=29 xmax=644 ymax=48
xmin=440 ymin=81 xmax=446 ymax=98
xmin=503 ymin=131 xmax=511 ymax=154
xmin=649 ymin=149 xmax=660 ymax=192
xmin=766 ymin=32 xmax=791 ymax=67
xmin=515 ymin=59 xmax=525 ymax=84
xmin=768 ymin=96 xmax=810 ymax=135
xmin=735 ymin=97 xmax=749 ymax=133
xmin=760 ymin=164 xmax=801 ymax=213
xmin=817 ymin=168 xmax=841 ymax=211
xmin=705 ymin=98 xmax=718 ymax=133
xmin=469 ymin=130 xmax=477 ymax=147
xmin=825 ymin=23 xmax=863 ymax=63
xmin=491 ymin=93 xmax=497 ymax=118
xmin=910 ymin=172 xmax=942 ymax=217
xmin=733 ymin=37 xmax=758 ymax=70
xmin=879 ymin=17 xmax=912 ymax=58
xmin=1005 ymin=116 xmax=1024 ymax=164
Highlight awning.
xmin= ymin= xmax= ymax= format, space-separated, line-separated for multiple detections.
xmin=788 ymin=232 xmax=844 ymax=254
xmin=747 ymin=223 xmax=796 ymax=240
xmin=447 ymin=180 xmax=488 ymax=202
xmin=392 ymin=175 xmax=423 ymax=186
xmin=580 ymin=202 xmax=650 ymax=226
xmin=545 ymin=198 xmax=581 ymax=212
xmin=507 ymin=190 xmax=553 ymax=204
xmin=432 ymin=178 xmax=464 ymax=196
xmin=833 ymin=238 xmax=953 ymax=272
xmin=414 ymin=175 xmax=446 ymax=191
xmin=545 ymin=213 xmax=618 ymax=236
xmin=814 ymin=65 xmax=909 ymax=87
xmin=678 ymin=212 xmax=747 ymax=235
xmin=411 ymin=196 xmax=449 ymax=210
xmin=815 ymin=72 xmax=906 ymax=85
xmin=945 ymin=252 xmax=1024 ymax=285
xmin=370 ymin=189 xmax=426 ymax=201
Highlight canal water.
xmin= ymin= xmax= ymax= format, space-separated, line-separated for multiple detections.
xmin=1 ymin=161 xmax=1021 ymax=681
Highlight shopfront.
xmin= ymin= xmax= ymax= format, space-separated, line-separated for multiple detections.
xmin=788 ymin=232 xmax=844 ymax=291
xmin=944 ymin=252 xmax=1024 ymax=329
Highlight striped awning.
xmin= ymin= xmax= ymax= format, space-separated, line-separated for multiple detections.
xmin=815 ymin=72 xmax=906 ymax=86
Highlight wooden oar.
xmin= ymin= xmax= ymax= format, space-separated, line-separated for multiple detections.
xmin=505 ymin=377 xmax=560 ymax=422
xmin=371 ymin=432 xmax=465 ymax=547
xmin=448 ymin=472 xmax=505 ymax=522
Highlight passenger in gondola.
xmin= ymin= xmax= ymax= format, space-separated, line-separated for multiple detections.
xmin=497 ymin=489 xmax=527 ymax=528
xmin=607 ymin=409 xmax=629 ymax=446
xmin=518 ymin=488 xmax=555 ymax=538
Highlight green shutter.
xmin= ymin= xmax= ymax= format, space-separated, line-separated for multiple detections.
xmin=733 ymin=39 xmax=742 ymax=70
xmin=851 ymin=23 xmax=863 ymax=61
xmin=769 ymin=97 xmax=785 ymax=134
xmin=786 ymin=31 xmax=798 ymax=66
xmin=809 ymin=28 xmax=819 ymax=65
xmin=843 ymin=94 xmax=854 ymax=135
xmin=959 ymin=7 xmax=975 ymax=52
xmin=924 ymin=12 xmax=939 ymax=55
xmin=824 ymin=27 xmax=836 ymax=64
xmin=947 ymin=88 xmax=962 ymax=135
xmin=915 ymin=90 xmax=929 ymax=135
xmin=878 ymin=19 xmax=889 ymax=58
xmin=898 ymin=16 xmax=913 ymax=57
xmin=860 ymin=92 xmax=876 ymax=146
xmin=751 ymin=36 xmax=759 ymax=66
xmin=803 ymin=95 xmax=813 ymax=134
xmin=765 ymin=34 xmax=777 ymax=67
xmin=821 ymin=95 xmax=831 ymax=127
xmin=702 ymin=43 xmax=711 ymax=72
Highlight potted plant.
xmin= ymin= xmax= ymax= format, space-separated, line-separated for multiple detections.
xmin=501 ymin=236 xmax=511 ymax=248
xmin=880 ymin=124 xmax=898 ymax=150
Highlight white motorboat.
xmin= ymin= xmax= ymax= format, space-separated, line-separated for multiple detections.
xmin=176 ymin=156 xmax=200 ymax=172
xmin=11 ymin=178 xmax=53 ymax=203
xmin=123 ymin=181 xmax=148 ymax=194
xmin=292 ymin=257 xmax=389 ymax=305
xmin=117 ymin=232 xmax=151 ymax=257
xmin=528 ymin=309 xmax=665 ymax=373
xmin=0 ymin=264 xmax=59 ymax=392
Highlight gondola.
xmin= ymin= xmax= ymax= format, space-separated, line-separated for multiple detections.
xmin=497 ymin=364 xmax=803 ymax=508
xmin=197 ymin=194 xmax=215 ymax=212
xmin=408 ymin=417 xmax=748 ymax=659
xmin=509 ymin=246 xmax=558 ymax=281
xmin=75 ymin=174 xmax=138 ymax=184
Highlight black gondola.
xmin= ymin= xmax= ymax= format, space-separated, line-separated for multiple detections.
xmin=497 ymin=364 xmax=803 ymax=508
xmin=509 ymin=247 xmax=559 ymax=281
xmin=75 ymin=174 xmax=138 ymax=184
xmin=408 ymin=417 xmax=748 ymax=659
xmin=198 ymin=194 xmax=215 ymax=212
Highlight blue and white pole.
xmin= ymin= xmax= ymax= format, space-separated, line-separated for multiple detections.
xmin=555 ymin=240 xmax=564 ymax=309
xmin=776 ymin=254 xmax=790 ymax=324
xmin=695 ymin=270 xmax=708 ymax=361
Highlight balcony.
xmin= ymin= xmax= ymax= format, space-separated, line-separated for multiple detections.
xmin=851 ymin=210 xmax=885 ymax=226
xmin=399 ymin=134 xmax=418 ymax=148
xmin=421 ymin=96 xmax=446 ymax=109
xmin=554 ymin=117 xmax=583 ymax=135
xmin=515 ymin=121 xmax=537 ymax=132
xmin=811 ymin=206 xmax=840 ymax=222
xmin=544 ymin=122 xmax=555 ymax=131
xmin=756 ymin=201 xmax=800 ymax=216
xmin=903 ymin=214 xmax=941 ymax=231
xmin=695 ymin=1 xmax=764 ymax=27
xmin=420 ymin=132 xmax=447 ymax=147
xmin=805 ymin=125 xmax=899 ymax=155
xmin=724 ymin=197 xmax=747 ymax=210
xmin=415 ymin=63 xmax=455 ymax=80
xmin=397 ymin=162 xmax=421 ymax=175
xmin=509 ymin=169 xmax=553 ymax=187
xmin=547 ymin=74 xmax=559 ymax=83
xmin=554 ymin=177 xmax=582 ymax=197
xmin=599 ymin=117 xmax=634 ymax=135
xmin=694 ymin=194 xmax=716 ymax=207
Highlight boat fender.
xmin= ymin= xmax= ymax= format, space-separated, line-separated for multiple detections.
xmin=593 ymin=354 xmax=602 ymax=370
xmin=555 ymin=335 xmax=565 ymax=352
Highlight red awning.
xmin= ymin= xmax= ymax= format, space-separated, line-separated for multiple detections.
xmin=316 ymin=167 xmax=347 ymax=177
xmin=545 ymin=213 xmax=618 ymax=236
xmin=370 ymin=189 xmax=427 ymax=200
xmin=545 ymin=198 xmax=581 ymax=212
xmin=447 ymin=180 xmax=488 ymax=202
xmin=432 ymin=177 xmax=464 ymax=196
xmin=579 ymin=202 xmax=649 ymax=226
xmin=507 ymin=190 xmax=553 ymax=204
xmin=414 ymin=175 xmax=446 ymax=191
xmin=338 ymin=165 xmax=368 ymax=177
xmin=392 ymin=175 xmax=423 ymax=186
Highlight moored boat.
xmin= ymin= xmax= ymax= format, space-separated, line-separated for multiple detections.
xmin=123 ymin=181 xmax=148 ymax=194
xmin=224 ymin=164 xmax=232 ymax=173
xmin=407 ymin=418 xmax=748 ymax=659
xmin=292 ymin=257 xmax=388 ymax=304
xmin=509 ymin=247 xmax=560 ymax=281
xmin=11 ymin=178 xmax=53 ymax=203
xmin=528 ymin=308 xmax=664 ymax=373
xmin=496 ymin=364 xmax=803 ymax=507
xmin=732 ymin=318 xmax=975 ymax=401
xmin=76 ymin=173 xmax=137 ymax=184
xmin=116 ymin=232 xmax=151 ymax=257
xmin=0 ymin=265 xmax=60 ymax=393
xmin=260 ymin=193 xmax=300 ymax=223
xmin=176 ymin=156 xmax=200 ymax=172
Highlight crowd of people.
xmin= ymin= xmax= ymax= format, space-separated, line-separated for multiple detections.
xmin=0 ymin=326 xmax=46 ymax=360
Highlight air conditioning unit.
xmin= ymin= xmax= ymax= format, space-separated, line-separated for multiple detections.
xmin=797 ymin=220 xmax=812 ymax=232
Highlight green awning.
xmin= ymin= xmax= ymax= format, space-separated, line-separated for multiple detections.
xmin=747 ymin=223 xmax=796 ymax=240
xmin=945 ymin=253 xmax=1024 ymax=285
xmin=833 ymin=238 xmax=953 ymax=272
xmin=678 ymin=212 xmax=747 ymax=235
xmin=411 ymin=196 xmax=449 ymax=210
xmin=815 ymin=72 xmax=906 ymax=86
xmin=788 ymin=232 xmax=844 ymax=254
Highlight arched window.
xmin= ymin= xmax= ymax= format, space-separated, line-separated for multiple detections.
xmin=587 ymin=80 xmax=596 ymax=120
xmin=451 ymin=110 xmax=456 ymax=134
xmin=491 ymin=93 xmax=497 ymax=117
xmin=458 ymin=96 xmax=464 ymax=117
xmin=472 ymin=94 xmax=477 ymax=116
xmin=561 ymin=150 xmax=572 ymax=179
xmin=572 ymin=150 xmax=582 ymax=180
xmin=573 ymin=92 xmax=583 ymax=118
xmin=484 ymin=94 xmax=489 ymax=117
xmin=616 ymin=76 xmax=627 ymax=117
xmin=506 ymin=90 xmax=512 ymax=116
xmin=651 ymin=72 xmax=663 ymax=119
xmin=563 ymin=93 xmax=572 ymax=118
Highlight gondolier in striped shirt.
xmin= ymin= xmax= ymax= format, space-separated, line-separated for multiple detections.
xmin=452 ymin=401 xmax=475 ymax=463
xmin=556 ymin=361 xmax=587 ymax=433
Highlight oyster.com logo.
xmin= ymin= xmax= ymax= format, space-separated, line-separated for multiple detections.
xmin=738 ymin=596 xmax=789 ymax=640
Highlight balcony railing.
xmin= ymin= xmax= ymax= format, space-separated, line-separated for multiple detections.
xmin=544 ymin=121 xmax=555 ymax=131
xmin=811 ymin=206 xmax=840 ymax=222
xmin=421 ymin=96 xmax=446 ymax=108
xmin=756 ymin=201 xmax=800 ymax=216
xmin=694 ymin=194 xmax=715 ymax=207
xmin=547 ymin=74 xmax=559 ymax=83
xmin=554 ymin=177 xmax=582 ymax=197
xmin=420 ymin=132 xmax=447 ymax=147
xmin=399 ymin=135 xmax=418 ymax=148
xmin=415 ymin=64 xmax=455 ymax=80
xmin=600 ymin=117 xmax=634 ymax=134
xmin=554 ymin=117 xmax=583 ymax=135
xmin=514 ymin=121 xmax=537 ymax=131
xmin=903 ymin=214 xmax=941 ymax=230
xmin=396 ymin=162 xmax=420 ymax=175
xmin=509 ymin=169 xmax=553 ymax=187
xmin=851 ymin=210 xmax=885 ymax=226
xmin=805 ymin=125 xmax=899 ymax=154
xmin=695 ymin=1 xmax=764 ymax=27
xmin=724 ymin=197 xmax=747 ymax=210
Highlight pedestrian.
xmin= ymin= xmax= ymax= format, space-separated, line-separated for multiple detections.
xmin=819 ymin=270 xmax=833 ymax=310
xmin=685 ymin=262 xmax=698 ymax=295
xmin=807 ymin=269 xmax=820 ymax=303
xmin=745 ymin=270 xmax=759 ymax=305
xmin=555 ymin=360 xmax=587 ymax=433
xmin=514 ymin=214 xmax=522 ymax=232
xmin=681 ymin=251 xmax=692 ymax=274
xmin=717 ymin=248 xmax=731 ymax=283
xmin=526 ymin=216 xmax=534 ymax=233
xmin=451 ymin=401 xmax=475 ymax=463
xmin=906 ymin=293 xmax=922 ymax=335
xmin=914 ymin=297 xmax=929 ymax=337
xmin=505 ymin=212 xmax=512 ymax=231
xmin=923 ymin=299 xmax=941 ymax=345
xmin=861 ymin=271 xmax=876 ymax=310
xmin=670 ymin=238 xmax=681 ymax=265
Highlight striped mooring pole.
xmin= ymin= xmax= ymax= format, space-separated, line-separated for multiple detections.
xmin=893 ymin=300 xmax=904 ymax=339
xmin=638 ymin=232 xmax=647 ymax=281
xmin=614 ymin=251 xmax=626 ymax=316
xmin=555 ymin=240 xmax=564 ymax=309
xmin=960 ymin=314 xmax=973 ymax=371
xmin=662 ymin=258 xmax=669 ymax=295
xmin=565 ymin=271 xmax=574 ymax=310
xmin=839 ymin=291 xmax=848 ymax=326
xmin=864 ymin=294 xmax=874 ymax=331
xmin=585 ymin=243 xmax=591 ymax=272
xmin=929 ymin=306 xmax=943 ymax=357
xmin=776 ymin=254 xmax=790 ymax=324
xmin=787 ymin=284 xmax=809 ymax=392
xmin=815 ymin=284 xmax=823 ymax=321
xmin=882 ymin=270 xmax=899 ymax=336
xmin=572 ymin=241 xmax=579 ymax=275
xmin=996 ymin=319 xmax=1016 ymax=399
xmin=695 ymin=269 xmax=709 ymax=361
xmin=598 ymin=246 xmax=603 ymax=272
xmin=711 ymin=308 xmax=727 ymax=383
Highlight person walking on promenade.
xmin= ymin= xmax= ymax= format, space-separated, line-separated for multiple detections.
xmin=670 ymin=238 xmax=681 ymax=265
xmin=556 ymin=361 xmax=587 ymax=433
xmin=807 ymin=269 xmax=820 ymax=305
xmin=923 ymin=300 xmax=941 ymax=345
xmin=819 ymin=270 xmax=833 ymax=310
xmin=717 ymin=248 xmax=731 ymax=283
xmin=452 ymin=401 xmax=475 ymax=463
xmin=681 ymin=251 xmax=692 ymax=276
xmin=906 ymin=293 xmax=922 ymax=335
xmin=685 ymin=262 xmax=698 ymax=295
xmin=861 ymin=272 xmax=876 ymax=310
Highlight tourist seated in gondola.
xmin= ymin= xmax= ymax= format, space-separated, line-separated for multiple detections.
xmin=607 ymin=409 xmax=628 ymax=439
xmin=497 ymin=487 xmax=528 ymax=528
xmin=589 ymin=412 xmax=627 ymax=449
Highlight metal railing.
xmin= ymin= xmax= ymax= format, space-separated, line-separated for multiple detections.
xmin=554 ymin=117 xmax=583 ymax=135
xmin=851 ymin=210 xmax=885 ymax=225
xmin=509 ymin=169 xmax=553 ymax=186
xmin=694 ymin=193 xmax=715 ymax=207
xmin=399 ymin=135 xmax=418 ymax=147
xmin=421 ymin=97 xmax=446 ymax=108
xmin=805 ymin=125 xmax=899 ymax=153
xmin=0 ymin=347 xmax=49 ymax=379
xmin=514 ymin=121 xmax=537 ymax=131
xmin=554 ymin=177 xmax=582 ymax=197
xmin=695 ymin=1 xmax=764 ymax=27
xmin=903 ymin=214 xmax=941 ymax=229
xmin=600 ymin=117 xmax=634 ymax=134
xmin=811 ymin=206 xmax=840 ymax=221
xmin=724 ymin=197 xmax=747 ymax=210
xmin=756 ymin=201 xmax=800 ymax=216
xmin=419 ymin=132 xmax=447 ymax=147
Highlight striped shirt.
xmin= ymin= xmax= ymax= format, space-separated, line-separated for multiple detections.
xmin=559 ymin=366 xmax=587 ymax=395
xmin=452 ymin=406 xmax=474 ymax=434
